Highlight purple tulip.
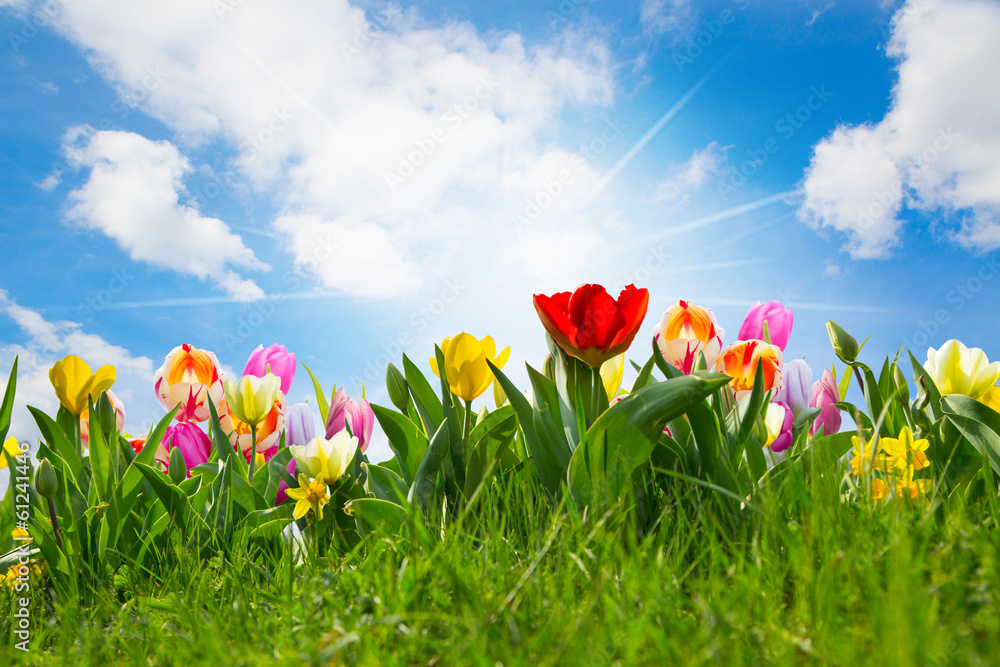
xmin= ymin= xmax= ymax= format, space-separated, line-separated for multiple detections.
xmin=738 ymin=300 xmax=794 ymax=351
xmin=325 ymin=387 xmax=374 ymax=453
xmin=285 ymin=402 xmax=317 ymax=447
xmin=774 ymin=359 xmax=812 ymax=419
xmin=809 ymin=368 xmax=842 ymax=437
xmin=243 ymin=344 xmax=296 ymax=396
xmin=162 ymin=422 xmax=212 ymax=476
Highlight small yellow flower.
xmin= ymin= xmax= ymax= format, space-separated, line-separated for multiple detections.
xmin=49 ymin=355 xmax=116 ymax=415
xmin=286 ymin=474 xmax=330 ymax=520
xmin=850 ymin=435 xmax=880 ymax=476
xmin=11 ymin=527 xmax=31 ymax=542
xmin=894 ymin=466 xmax=932 ymax=500
xmin=872 ymin=478 xmax=891 ymax=501
xmin=880 ymin=426 xmax=930 ymax=472
xmin=430 ymin=333 xmax=510 ymax=402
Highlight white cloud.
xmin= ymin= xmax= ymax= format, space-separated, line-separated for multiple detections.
xmin=41 ymin=0 xmax=616 ymax=300
xmin=806 ymin=2 xmax=835 ymax=27
xmin=640 ymin=0 xmax=695 ymax=38
xmin=0 ymin=289 xmax=158 ymax=445
xmin=653 ymin=141 xmax=730 ymax=203
xmin=64 ymin=127 xmax=270 ymax=301
xmin=799 ymin=0 xmax=1000 ymax=257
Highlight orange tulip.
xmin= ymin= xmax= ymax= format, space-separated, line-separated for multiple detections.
xmin=714 ymin=339 xmax=783 ymax=399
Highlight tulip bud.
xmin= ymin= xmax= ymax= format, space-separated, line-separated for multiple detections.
xmin=826 ymin=321 xmax=859 ymax=364
xmin=385 ymin=363 xmax=409 ymax=413
xmin=168 ymin=447 xmax=187 ymax=485
xmin=493 ymin=377 xmax=508 ymax=409
xmin=893 ymin=364 xmax=910 ymax=404
xmin=96 ymin=391 xmax=116 ymax=436
xmin=35 ymin=458 xmax=59 ymax=498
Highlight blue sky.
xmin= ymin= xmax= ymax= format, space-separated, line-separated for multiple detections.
xmin=2 ymin=0 xmax=999 ymax=462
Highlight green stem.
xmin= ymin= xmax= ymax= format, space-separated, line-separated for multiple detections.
xmin=853 ymin=366 xmax=866 ymax=398
xmin=74 ymin=418 xmax=81 ymax=458
xmin=590 ymin=367 xmax=601 ymax=428
xmin=47 ymin=497 xmax=64 ymax=552
xmin=463 ymin=400 xmax=473 ymax=460
xmin=248 ymin=422 xmax=258 ymax=484
xmin=310 ymin=516 xmax=319 ymax=571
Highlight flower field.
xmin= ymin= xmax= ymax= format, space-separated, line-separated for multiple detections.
xmin=3 ymin=284 xmax=1000 ymax=665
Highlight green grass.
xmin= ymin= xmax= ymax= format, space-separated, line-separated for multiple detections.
xmin=3 ymin=466 xmax=1000 ymax=667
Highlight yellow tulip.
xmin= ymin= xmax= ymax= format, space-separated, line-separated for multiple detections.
xmin=430 ymin=333 xmax=511 ymax=403
xmin=289 ymin=432 xmax=358 ymax=485
xmin=981 ymin=385 xmax=1000 ymax=414
xmin=222 ymin=372 xmax=281 ymax=427
xmin=48 ymin=354 xmax=116 ymax=415
xmin=1 ymin=437 xmax=22 ymax=470
xmin=600 ymin=352 xmax=625 ymax=400
xmin=924 ymin=339 xmax=1000 ymax=400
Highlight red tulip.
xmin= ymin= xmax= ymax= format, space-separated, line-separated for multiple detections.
xmin=533 ymin=284 xmax=649 ymax=368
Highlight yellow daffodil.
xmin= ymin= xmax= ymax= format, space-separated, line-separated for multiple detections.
xmin=894 ymin=466 xmax=932 ymax=500
xmin=849 ymin=434 xmax=880 ymax=476
xmin=11 ymin=527 xmax=30 ymax=542
xmin=430 ymin=333 xmax=510 ymax=403
xmin=48 ymin=354 xmax=116 ymax=415
xmin=289 ymin=432 xmax=358 ymax=485
xmin=924 ymin=340 xmax=1000 ymax=400
xmin=223 ymin=372 xmax=281 ymax=427
xmin=600 ymin=352 xmax=626 ymax=400
xmin=1 ymin=437 xmax=21 ymax=470
xmin=880 ymin=426 xmax=930 ymax=472
xmin=286 ymin=473 xmax=331 ymax=520
xmin=872 ymin=478 xmax=891 ymax=501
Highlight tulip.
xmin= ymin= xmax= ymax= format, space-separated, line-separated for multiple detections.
xmin=80 ymin=389 xmax=126 ymax=454
xmin=826 ymin=321 xmax=860 ymax=364
xmin=223 ymin=373 xmax=282 ymax=427
xmin=243 ymin=344 xmax=296 ymax=396
xmin=714 ymin=340 xmax=783 ymax=399
xmin=809 ymin=367 xmax=842 ymax=437
xmin=285 ymin=403 xmax=317 ymax=447
xmin=325 ymin=388 xmax=375 ymax=453
xmin=220 ymin=388 xmax=286 ymax=464
xmin=763 ymin=401 xmax=793 ymax=453
xmin=774 ymin=359 xmax=812 ymax=419
xmin=738 ymin=301 xmax=793 ymax=351
xmin=533 ymin=284 xmax=649 ymax=368
xmin=600 ymin=353 xmax=626 ymax=400
xmin=653 ymin=300 xmax=725 ymax=374
xmin=35 ymin=458 xmax=58 ymax=498
xmin=430 ymin=333 xmax=511 ymax=403
xmin=289 ymin=432 xmax=358 ymax=485
xmin=160 ymin=422 xmax=212 ymax=476
xmin=924 ymin=339 xmax=1000 ymax=400
xmin=982 ymin=385 xmax=1000 ymax=414
xmin=154 ymin=344 xmax=225 ymax=422
xmin=49 ymin=354 xmax=116 ymax=416
xmin=0 ymin=437 xmax=22 ymax=470
xmin=385 ymin=362 xmax=409 ymax=413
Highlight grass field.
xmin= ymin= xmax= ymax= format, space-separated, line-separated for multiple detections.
xmin=4 ymin=460 xmax=999 ymax=666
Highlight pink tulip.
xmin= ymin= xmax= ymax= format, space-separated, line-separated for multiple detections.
xmin=765 ymin=401 xmax=794 ymax=453
xmin=243 ymin=344 xmax=296 ymax=396
xmin=738 ymin=300 xmax=794 ymax=351
xmin=325 ymin=387 xmax=374 ymax=453
xmin=160 ymin=422 xmax=212 ymax=476
xmin=809 ymin=368 xmax=842 ymax=437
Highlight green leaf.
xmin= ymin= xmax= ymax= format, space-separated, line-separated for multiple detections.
xmin=489 ymin=360 xmax=570 ymax=498
xmin=463 ymin=405 xmax=518 ymax=497
xmin=941 ymin=395 xmax=1000 ymax=476
xmin=372 ymin=404 xmax=428 ymax=486
xmin=403 ymin=354 xmax=443 ymax=434
xmin=365 ymin=463 xmax=409 ymax=504
xmin=29 ymin=406 xmax=84 ymax=483
xmin=630 ymin=354 xmax=656 ymax=394
xmin=87 ymin=402 xmax=113 ymax=503
xmin=133 ymin=462 xmax=209 ymax=535
xmin=207 ymin=394 xmax=246 ymax=478
xmin=433 ymin=344 xmax=465 ymax=492
xmin=345 ymin=498 xmax=408 ymax=536
xmin=0 ymin=357 xmax=16 ymax=445
xmin=736 ymin=362 xmax=766 ymax=444
xmin=408 ymin=420 xmax=450 ymax=513
xmin=300 ymin=361 xmax=331 ymax=423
